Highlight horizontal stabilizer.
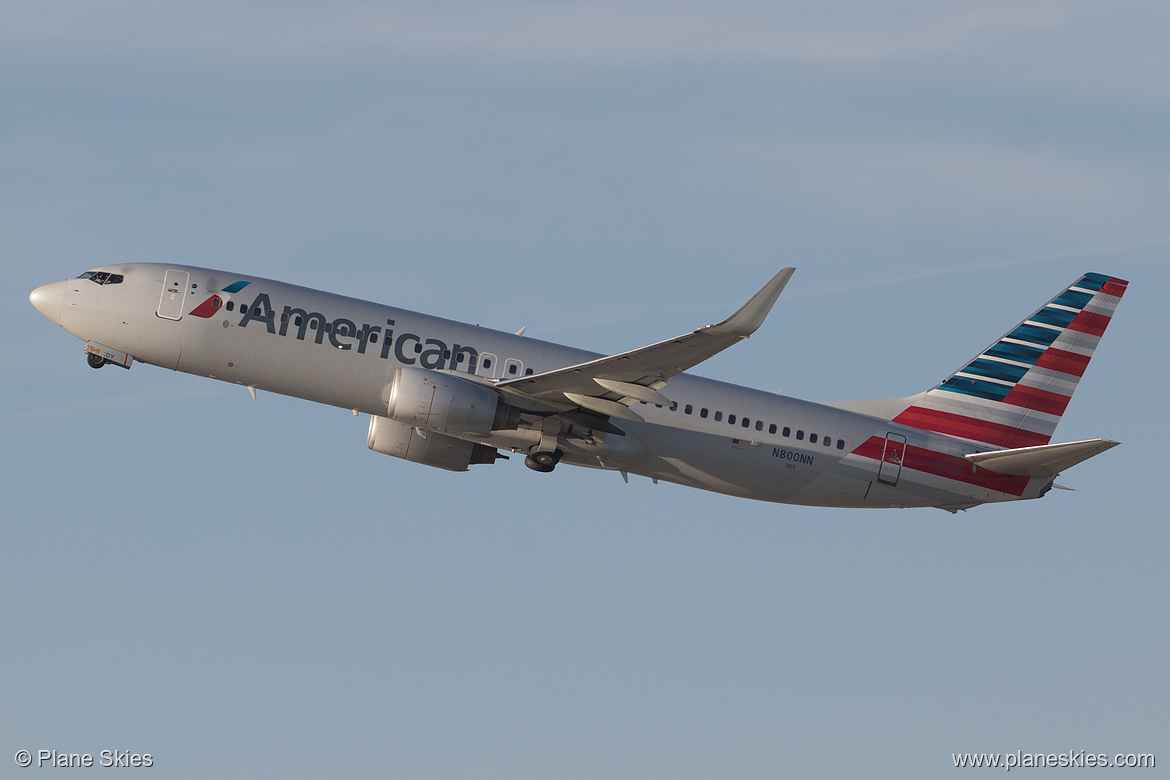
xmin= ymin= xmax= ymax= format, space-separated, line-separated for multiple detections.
xmin=965 ymin=438 xmax=1119 ymax=478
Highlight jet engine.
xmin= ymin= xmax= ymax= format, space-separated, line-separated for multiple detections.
xmin=386 ymin=366 xmax=512 ymax=437
xmin=367 ymin=415 xmax=502 ymax=471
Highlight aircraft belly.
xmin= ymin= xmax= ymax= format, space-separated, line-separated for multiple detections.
xmin=626 ymin=424 xmax=827 ymax=503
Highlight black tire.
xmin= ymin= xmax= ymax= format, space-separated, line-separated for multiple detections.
xmin=524 ymin=450 xmax=561 ymax=473
xmin=87 ymin=353 xmax=106 ymax=369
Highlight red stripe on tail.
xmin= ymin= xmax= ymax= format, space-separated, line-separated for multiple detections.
xmin=1002 ymin=384 xmax=1071 ymax=416
xmin=892 ymin=406 xmax=1050 ymax=448
xmin=1034 ymin=348 xmax=1090 ymax=377
xmin=1101 ymin=278 xmax=1128 ymax=298
xmin=1067 ymin=310 xmax=1111 ymax=337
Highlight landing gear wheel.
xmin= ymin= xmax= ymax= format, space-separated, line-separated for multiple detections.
xmin=524 ymin=449 xmax=562 ymax=473
xmin=87 ymin=353 xmax=106 ymax=369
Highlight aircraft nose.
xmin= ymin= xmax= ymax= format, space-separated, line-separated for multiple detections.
xmin=30 ymin=280 xmax=67 ymax=324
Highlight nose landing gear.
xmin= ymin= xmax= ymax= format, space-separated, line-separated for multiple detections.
xmin=83 ymin=342 xmax=133 ymax=369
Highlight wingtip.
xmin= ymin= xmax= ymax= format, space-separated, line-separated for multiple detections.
xmin=718 ymin=267 xmax=795 ymax=336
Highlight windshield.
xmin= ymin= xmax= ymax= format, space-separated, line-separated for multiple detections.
xmin=77 ymin=271 xmax=124 ymax=285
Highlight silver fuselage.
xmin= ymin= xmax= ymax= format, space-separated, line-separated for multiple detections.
xmin=32 ymin=263 xmax=1052 ymax=510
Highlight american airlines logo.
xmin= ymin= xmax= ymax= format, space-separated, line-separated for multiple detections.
xmin=188 ymin=280 xmax=250 ymax=319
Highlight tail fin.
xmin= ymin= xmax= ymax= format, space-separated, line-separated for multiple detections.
xmin=892 ymin=272 xmax=1128 ymax=448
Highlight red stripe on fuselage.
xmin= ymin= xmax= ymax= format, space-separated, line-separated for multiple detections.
xmin=852 ymin=436 xmax=1031 ymax=496
xmin=892 ymin=406 xmax=1050 ymax=448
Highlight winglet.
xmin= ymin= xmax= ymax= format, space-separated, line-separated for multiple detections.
xmin=703 ymin=267 xmax=795 ymax=338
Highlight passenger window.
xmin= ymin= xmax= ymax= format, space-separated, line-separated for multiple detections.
xmin=294 ymin=315 xmax=302 ymax=326
xmin=796 ymin=430 xmax=804 ymax=440
xmin=782 ymin=427 xmax=791 ymax=437
xmin=685 ymin=404 xmax=693 ymax=415
xmin=226 ymin=301 xmax=234 ymax=311
xmin=823 ymin=437 xmax=832 ymax=447
xmin=483 ymin=359 xmax=492 ymax=369
xmin=700 ymin=408 xmax=708 ymax=418
xmin=525 ymin=368 xmax=534 ymax=376
xmin=714 ymin=411 xmax=723 ymax=422
xmin=742 ymin=418 xmax=751 ymax=428
xmin=728 ymin=414 xmax=736 ymax=425
xmin=768 ymin=423 xmax=776 ymax=434
xmin=508 ymin=364 xmax=518 ymax=375
xmin=669 ymin=402 xmax=678 ymax=411
xmin=836 ymin=440 xmax=845 ymax=450
xmin=810 ymin=433 xmax=818 ymax=444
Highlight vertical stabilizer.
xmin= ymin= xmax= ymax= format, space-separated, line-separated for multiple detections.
xmin=892 ymin=273 xmax=1128 ymax=448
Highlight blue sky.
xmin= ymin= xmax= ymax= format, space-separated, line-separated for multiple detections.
xmin=3 ymin=2 xmax=1166 ymax=777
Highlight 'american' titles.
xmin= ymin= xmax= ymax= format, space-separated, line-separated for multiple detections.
xmin=235 ymin=292 xmax=483 ymax=373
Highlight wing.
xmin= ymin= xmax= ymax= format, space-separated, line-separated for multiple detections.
xmin=495 ymin=268 xmax=794 ymax=422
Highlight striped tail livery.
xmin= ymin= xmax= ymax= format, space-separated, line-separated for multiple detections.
xmin=893 ymin=272 xmax=1127 ymax=449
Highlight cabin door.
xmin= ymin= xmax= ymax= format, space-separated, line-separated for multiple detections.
xmin=157 ymin=269 xmax=190 ymax=320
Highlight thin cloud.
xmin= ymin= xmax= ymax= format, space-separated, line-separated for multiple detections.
xmin=794 ymin=236 xmax=1168 ymax=299
xmin=0 ymin=0 xmax=1119 ymax=66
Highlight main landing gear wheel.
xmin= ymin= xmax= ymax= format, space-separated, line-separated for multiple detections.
xmin=86 ymin=353 xmax=106 ymax=369
xmin=524 ymin=449 xmax=563 ymax=473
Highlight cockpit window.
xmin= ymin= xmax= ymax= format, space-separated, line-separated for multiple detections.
xmin=77 ymin=271 xmax=124 ymax=285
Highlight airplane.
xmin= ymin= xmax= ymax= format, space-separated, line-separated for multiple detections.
xmin=30 ymin=264 xmax=1127 ymax=511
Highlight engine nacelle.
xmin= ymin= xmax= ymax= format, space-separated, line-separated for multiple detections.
xmin=367 ymin=415 xmax=502 ymax=472
xmin=386 ymin=366 xmax=502 ymax=437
